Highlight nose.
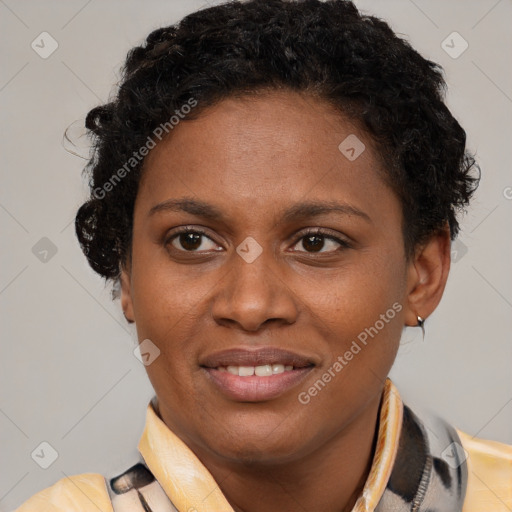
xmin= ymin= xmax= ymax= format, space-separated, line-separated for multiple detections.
xmin=211 ymin=245 xmax=299 ymax=332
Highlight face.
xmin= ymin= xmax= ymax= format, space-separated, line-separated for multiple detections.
xmin=121 ymin=91 xmax=412 ymax=465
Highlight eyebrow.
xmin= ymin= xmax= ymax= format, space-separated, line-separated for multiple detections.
xmin=148 ymin=197 xmax=371 ymax=224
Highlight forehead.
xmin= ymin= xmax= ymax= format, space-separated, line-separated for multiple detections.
xmin=143 ymin=91 xmax=372 ymax=170
xmin=137 ymin=91 xmax=398 ymax=226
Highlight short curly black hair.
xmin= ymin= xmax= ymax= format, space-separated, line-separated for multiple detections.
xmin=75 ymin=0 xmax=479 ymax=283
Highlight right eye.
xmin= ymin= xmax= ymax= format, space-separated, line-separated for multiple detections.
xmin=165 ymin=228 xmax=222 ymax=253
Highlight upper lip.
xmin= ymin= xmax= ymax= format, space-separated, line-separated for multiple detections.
xmin=200 ymin=347 xmax=316 ymax=369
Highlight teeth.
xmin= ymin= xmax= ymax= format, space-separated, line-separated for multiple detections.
xmin=239 ymin=366 xmax=255 ymax=377
xmin=255 ymin=364 xmax=272 ymax=376
xmin=220 ymin=364 xmax=296 ymax=376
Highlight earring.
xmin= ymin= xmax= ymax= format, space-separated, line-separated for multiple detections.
xmin=417 ymin=315 xmax=425 ymax=340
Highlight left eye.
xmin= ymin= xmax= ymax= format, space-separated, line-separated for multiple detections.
xmin=292 ymin=233 xmax=348 ymax=253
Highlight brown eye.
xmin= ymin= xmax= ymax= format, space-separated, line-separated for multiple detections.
xmin=302 ymin=235 xmax=326 ymax=252
xmin=177 ymin=232 xmax=202 ymax=251
xmin=291 ymin=230 xmax=351 ymax=254
xmin=166 ymin=229 xmax=220 ymax=252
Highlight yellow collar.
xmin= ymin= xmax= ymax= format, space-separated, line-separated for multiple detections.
xmin=138 ymin=377 xmax=403 ymax=512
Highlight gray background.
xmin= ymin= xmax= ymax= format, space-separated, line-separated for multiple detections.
xmin=1 ymin=0 xmax=511 ymax=509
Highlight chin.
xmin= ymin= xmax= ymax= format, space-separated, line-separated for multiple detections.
xmin=215 ymin=441 xmax=304 ymax=466
xmin=203 ymin=421 xmax=309 ymax=465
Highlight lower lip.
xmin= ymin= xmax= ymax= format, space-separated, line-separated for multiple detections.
xmin=202 ymin=367 xmax=314 ymax=402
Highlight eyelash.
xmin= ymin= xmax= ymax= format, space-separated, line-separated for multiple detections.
xmin=164 ymin=226 xmax=211 ymax=249
xmin=164 ymin=226 xmax=352 ymax=254
xmin=298 ymin=228 xmax=352 ymax=251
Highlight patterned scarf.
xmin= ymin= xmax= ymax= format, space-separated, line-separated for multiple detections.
xmin=106 ymin=380 xmax=467 ymax=511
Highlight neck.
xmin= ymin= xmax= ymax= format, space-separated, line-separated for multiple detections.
xmin=184 ymin=390 xmax=384 ymax=512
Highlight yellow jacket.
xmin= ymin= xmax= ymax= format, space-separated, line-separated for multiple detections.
xmin=16 ymin=379 xmax=512 ymax=511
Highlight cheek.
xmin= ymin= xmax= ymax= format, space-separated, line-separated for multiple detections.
xmin=129 ymin=234 xmax=212 ymax=331
xmin=297 ymin=253 xmax=405 ymax=391
xmin=129 ymin=262 xmax=217 ymax=396
xmin=301 ymin=251 xmax=405 ymax=332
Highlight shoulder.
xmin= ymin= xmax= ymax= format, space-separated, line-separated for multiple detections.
xmin=15 ymin=473 xmax=112 ymax=512
xmin=457 ymin=429 xmax=512 ymax=512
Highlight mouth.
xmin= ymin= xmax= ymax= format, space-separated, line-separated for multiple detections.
xmin=215 ymin=363 xmax=298 ymax=376
xmin=200 ymin=347 xmax=316 ymax=402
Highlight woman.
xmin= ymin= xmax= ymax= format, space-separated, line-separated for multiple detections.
xmin=17 ymin=0 xmax=511 ymax=511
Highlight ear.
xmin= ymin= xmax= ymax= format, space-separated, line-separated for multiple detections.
xmin=403 ymin=224 xmax=451 ymax=327
xmin=120 ymin=265 xmax=135 ymax=324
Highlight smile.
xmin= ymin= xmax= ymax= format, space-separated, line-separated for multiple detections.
xmin=217 ymin=364 xmax=294 ymax=376
xmin=200 ymin=346 xmax=317 ymax=401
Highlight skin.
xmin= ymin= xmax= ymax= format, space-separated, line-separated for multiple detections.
xmin=121 ymin=90 xmax=451 ymax=512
